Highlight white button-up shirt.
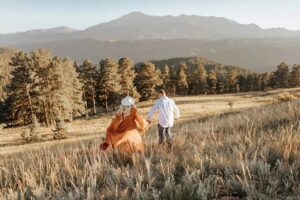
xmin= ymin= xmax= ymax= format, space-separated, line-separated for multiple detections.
xmin=147 ymin=96 xmax=180 ymax=128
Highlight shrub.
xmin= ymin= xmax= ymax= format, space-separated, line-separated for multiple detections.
xmin=293 ymin=92 xmax=300 ymax=98
xmin=228 ymin=101 xmax=234 ymax=109
xmin=53 ymin=112 xmax=68 ymax=139
xmin=20 ymin=115 xmax=41 ymax=142
xmin=276 ymin=92 xmax=296 ymax=103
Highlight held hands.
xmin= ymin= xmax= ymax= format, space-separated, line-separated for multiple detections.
xmin=100 ymin=137 xmax=109 ymax=150
xmin=100 ymin=142 xmax=109 ymax=150
xmin=146 ymin=119 xmax=152 ymax=125
xmin=116 ymin=110 xmax=122 ymax=117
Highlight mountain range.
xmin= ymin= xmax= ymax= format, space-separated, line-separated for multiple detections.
xmin=1 ymin=12 xmax=300 ymax=72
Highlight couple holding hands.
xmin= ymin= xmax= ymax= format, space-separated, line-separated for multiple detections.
xmin=100 ymin=89 xmax=180 ymax=153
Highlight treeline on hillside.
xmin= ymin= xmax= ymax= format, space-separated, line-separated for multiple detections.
xmin=0 ymin=49 xmax=300 ymax=127
xmin=0 ymin=50 xmax=84 ymax=127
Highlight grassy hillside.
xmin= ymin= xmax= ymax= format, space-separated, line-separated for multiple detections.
xmin=2 ymin=88 xmax=297 ymax=155
xmin=0 ymin=89 xmax=300 ymax=199
xmin=14 ymin=38 xmax=300 ymax=72
xmin=0 ymin=46 xmax=17 ymax=55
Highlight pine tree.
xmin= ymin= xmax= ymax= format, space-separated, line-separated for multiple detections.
xmin=260 ymin=72 xmax=270 ymax=91
xmin=31 ymin=49 xmax=53 ymax=126
xmin=135 ymin=62 xmax=162 ymax=101
xmin=98 ymin=58 xmax=121 ymax=111
xmin=207 ymin=70 xmax=217 ymax=94
xmin=118 ymin=57 xmax=140 ymax=100
xmin=176 ymin=62 xmax=189 ymax=95
xmin=0 ymin=53 xmax=12 ymax=102
xmin=6 ymin=49 xmax=84 ymax=127
xmin=156 ymin=67 xmax=162 ymax=86
xmin=44 ymin=57 xmax=82 ymax=123
xmin=253 ymin=73 xmax=262 ymax=91
xmin=161 ymin=64 xmax=170 ymax=90
xmin=62 ymin=58 xmax=85 ymax=120
xmin=8 ymin=51 xmax=38 ymax=125
xmin=274 ymin=62 xmax=290 ymax=88
xmin=48 ymin=56 xmax=70 ymax=122
xmin=31 ymin=50 xmax=83 ymax=125
xmin=78 ymin=59 xmax=98 ymax=115
xmin=168 ymin=65 xmax=177 ymax=96
xmin=217 ymin=74 xmax=225 ymax=94
xmin=289 ymin=64 xmax=300 ymax=87
xmin=245 ymin=74 xmax=255 ymax=91
xmin=237 ymin=75 xmax=246 ymax=92
xmin=269 ymin=72 xmax=277 ymax=89
xmin=0 ymin=71 xmax=4 ymax=102
xmin=189 ymin=63 xmax=207 ymax=94
xmin=227 ymin=68 xmax=238 ymax=92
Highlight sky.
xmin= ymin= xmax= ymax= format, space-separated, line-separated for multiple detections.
xmin=1 ymin=0 xmax=300 ymax=34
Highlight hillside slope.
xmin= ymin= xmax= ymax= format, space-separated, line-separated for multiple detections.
xmin=0 ymin=93 xmax=300 ymax=199
xmin=15 ymin=38 xmax=300 ymax=72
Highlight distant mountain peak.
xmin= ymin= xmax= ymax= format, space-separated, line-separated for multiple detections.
xmin=2 ymin=12 xmax=300 ymax=45
xmin=49 ymin=26 xmax=78 ymax=33
xmin=111 ymin=11 xmax=153 ymax=22
xmin=6 ymin=26 xmax=78 ymax=35
xmin=123 ymin=11 xmax=148 ymax=17
xmin=26 ymin=26 xmax=78 ymax=34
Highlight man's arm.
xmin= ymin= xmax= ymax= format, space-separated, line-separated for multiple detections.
xmin=173 ymin=101 xmax=180 ymax=119
xmin=147 ymin=100 xmax=160 ymax=121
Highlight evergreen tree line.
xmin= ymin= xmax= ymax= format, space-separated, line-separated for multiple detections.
xmin=158 ymin=61 xmax=300 ymax=96
xmin=1 ymin=49 xmax=300 ymax=127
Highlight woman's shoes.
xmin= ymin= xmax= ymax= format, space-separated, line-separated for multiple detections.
xmin=100 ymin=142 xmax=109 ymax=150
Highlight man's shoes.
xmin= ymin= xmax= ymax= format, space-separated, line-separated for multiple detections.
xmin=167 ymin=143 xmax=173 ymax=151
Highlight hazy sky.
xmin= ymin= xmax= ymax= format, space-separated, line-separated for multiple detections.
xmin=1 ymin=0 xmax=300 ymax=33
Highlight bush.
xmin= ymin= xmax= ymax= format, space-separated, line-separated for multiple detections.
xmin=276 ymin=92 xmax=296 ymax=103
xmin=228 ymin=101 xmax=234 ymax=109
xmin=53 ymin=112 xmax=68 ymax=139
xmin=293 ymin=92 xmax=300 ymax=98
xmin=20 ymin=115 xmax=41 ymax=142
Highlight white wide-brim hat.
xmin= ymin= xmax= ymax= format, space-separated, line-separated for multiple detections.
xmin=121 ymin=96 xmax=135 ymax=107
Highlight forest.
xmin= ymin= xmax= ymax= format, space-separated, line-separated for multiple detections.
xmin=0 ymin=48 xmax=300 ymax=131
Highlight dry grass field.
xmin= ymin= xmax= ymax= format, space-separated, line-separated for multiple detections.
xmin=0 ymin=88 xmax=300 ymax=199
xmin=1 ymin=88 xmax=299 ymax=156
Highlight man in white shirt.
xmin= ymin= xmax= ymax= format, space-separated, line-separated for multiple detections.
xmin=147 ymin=89 xmax=180 ymax=148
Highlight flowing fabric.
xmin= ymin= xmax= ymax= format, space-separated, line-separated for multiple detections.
xmin=103 ymin=107 xmax=148 ymax=153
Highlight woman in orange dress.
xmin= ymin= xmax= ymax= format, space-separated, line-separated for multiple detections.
xmin=100 ymin=96 xmax=148 ymax=153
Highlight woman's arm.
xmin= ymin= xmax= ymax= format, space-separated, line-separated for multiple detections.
xmin=105 ymin=115 xmax=123 ymax=143
xmin=135 ymin=109 xmax=148 ymax=134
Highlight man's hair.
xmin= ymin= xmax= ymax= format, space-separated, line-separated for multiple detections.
xmin=158 ymin=89 xmax=166 ymax=95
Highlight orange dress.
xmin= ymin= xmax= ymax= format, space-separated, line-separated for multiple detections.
xmin=104 ymin=107 xmax=148 ymax=153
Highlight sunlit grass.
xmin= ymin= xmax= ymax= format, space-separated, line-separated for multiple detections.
xmin=3 ymin=88 xmax=299 ymax=155
xmin=0 ymin=99 xmax=300 ymax=199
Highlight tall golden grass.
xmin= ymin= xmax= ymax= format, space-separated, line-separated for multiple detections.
xmin=0 ymin=100 xmax=300 ymax=199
